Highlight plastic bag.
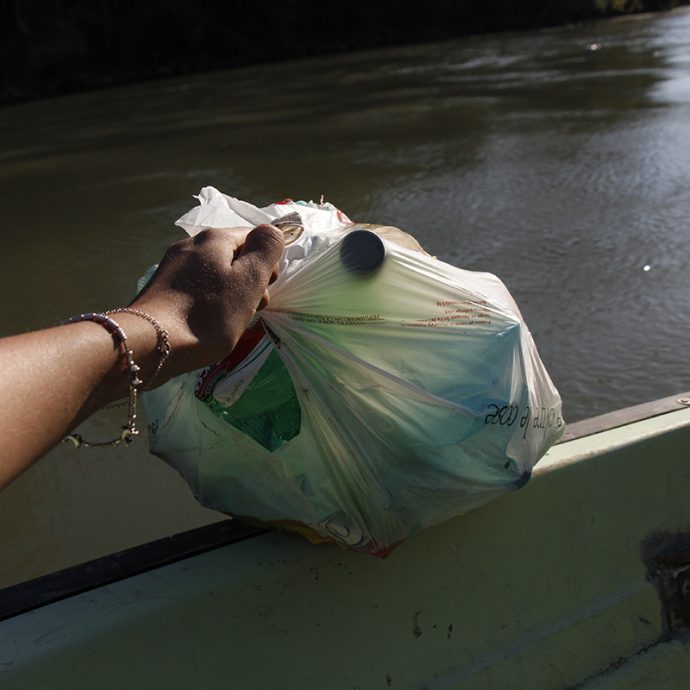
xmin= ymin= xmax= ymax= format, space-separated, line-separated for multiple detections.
xmin=143 ymin=187 xmax=564 ymax=556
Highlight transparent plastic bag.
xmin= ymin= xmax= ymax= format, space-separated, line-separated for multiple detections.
xmin=144 ymin=187 xmax=564 ymax=556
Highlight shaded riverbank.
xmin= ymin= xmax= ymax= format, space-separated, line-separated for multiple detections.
xmin=2 ymin=0 xmax=687 ymax=105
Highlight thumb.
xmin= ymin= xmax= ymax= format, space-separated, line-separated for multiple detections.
xmin=242 ymin=223 xmax=285 ymax=262
xmin=233 ymin=223 xmax=285 ymax=294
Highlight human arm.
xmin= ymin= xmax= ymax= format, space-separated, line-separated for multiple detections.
xmin=0 ymin=225 xmax=284 ymax=489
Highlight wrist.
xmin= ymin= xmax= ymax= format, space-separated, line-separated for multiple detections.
xmin=105 ymin=308 xmax=170 ymax=389
xmin=127 ymin=295 xmax=229 ymax=379
xmin=107 ymin=310 xmax=173 ymax=390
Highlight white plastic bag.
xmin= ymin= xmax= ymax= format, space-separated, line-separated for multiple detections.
xmin=144 ymin=187 xmax=563 ymax=556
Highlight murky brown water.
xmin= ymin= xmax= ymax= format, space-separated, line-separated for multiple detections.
xmin=1 ymin=9 xmax=689 ymax=588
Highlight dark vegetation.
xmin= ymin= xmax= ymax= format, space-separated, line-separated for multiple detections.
xmin=1 ymin=0 xmax=686 ymax=104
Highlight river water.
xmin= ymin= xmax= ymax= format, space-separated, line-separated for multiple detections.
xmin=1 ymin=10 xmax=689 ymax=588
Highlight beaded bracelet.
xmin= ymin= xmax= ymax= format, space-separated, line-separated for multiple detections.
xmin=61 ymin=312 xmax=143 ymax=449
xmin=105 ymin=308 xmax=170 ymax=389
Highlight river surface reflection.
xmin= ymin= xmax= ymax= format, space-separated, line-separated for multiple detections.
xmin=1 ymin=9 xmax=689 ymax=587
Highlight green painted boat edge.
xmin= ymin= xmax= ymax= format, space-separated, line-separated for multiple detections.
xmin=2 ymin=392 xmax=687 ymax=624
xmin=2 ymin=394 xmax=690 ymax=689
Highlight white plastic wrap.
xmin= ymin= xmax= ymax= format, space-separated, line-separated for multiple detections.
xmin=143 ymin=187 xmax=564 ymax=556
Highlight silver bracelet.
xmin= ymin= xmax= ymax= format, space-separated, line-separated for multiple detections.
xmin=61 ymin=312 xmax=142 ymax=449
xmin=105 ymin=308 xmax=170 ymax=389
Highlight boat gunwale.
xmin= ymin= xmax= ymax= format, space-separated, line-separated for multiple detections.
xmin=1 ymin=391 xmax=688 ymax=623
xmin=560 ymin=392 xmax=690 ymax=442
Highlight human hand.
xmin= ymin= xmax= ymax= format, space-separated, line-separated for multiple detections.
xmin=130 ymin=224 xmax=284 ymax=380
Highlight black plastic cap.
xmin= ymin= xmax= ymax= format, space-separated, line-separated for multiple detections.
xmin=339 ymin=229 xmax=386 ymax=275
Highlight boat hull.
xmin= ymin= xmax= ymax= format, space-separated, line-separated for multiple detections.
xmin=2 ymin=396 xmax=690 ymax=689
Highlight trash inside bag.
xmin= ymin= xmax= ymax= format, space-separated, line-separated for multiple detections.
xmin=143 ymin=187 xmax=564 ymax=556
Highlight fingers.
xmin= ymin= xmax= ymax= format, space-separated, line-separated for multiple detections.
xmin=269 ymin=267 xmax=279 ymax=285
xmin=194 ymin=226 xmax=250 ymax=243
xmin=256 ymin=289 xmax=271 ymax=311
